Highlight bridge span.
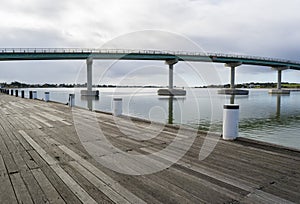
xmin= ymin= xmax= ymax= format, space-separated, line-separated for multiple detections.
xmin=1 ymin=48 xmax=300 ymax=95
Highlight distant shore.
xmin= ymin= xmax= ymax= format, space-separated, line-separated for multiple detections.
xmin=1 ymin=81 xmax=300 ymax=89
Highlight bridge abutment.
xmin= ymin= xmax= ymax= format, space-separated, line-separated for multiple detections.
xmin=218 ymin=62 xmax=249 ymax=95
xmin=269 ymin=67 xmax=290 ymax=94
xmin=158 ymin=59 xmax=186 ymax=96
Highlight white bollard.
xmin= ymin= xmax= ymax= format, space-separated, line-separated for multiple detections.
xmin=222 ymin=104 xmax=239 ymax=140
xmin=113 ymin=98 xmax=122 ymax=116
xmin=44 ymin=92 xmax=50 ymax=102
xmin=69 ymin=94 xmax=75 ymax=107
xmin=32 ymin=91 xmax=37 ymax=99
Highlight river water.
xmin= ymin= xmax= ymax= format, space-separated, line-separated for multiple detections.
xmin=17 ymin=87 xmax=300 ymax=150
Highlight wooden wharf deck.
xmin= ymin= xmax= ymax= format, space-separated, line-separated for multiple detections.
xmin=0 ymin=94 xmax=300 ymax=204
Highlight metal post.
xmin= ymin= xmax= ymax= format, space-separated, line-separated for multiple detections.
xmin=21 ymin=90 xmax=25 ymax=98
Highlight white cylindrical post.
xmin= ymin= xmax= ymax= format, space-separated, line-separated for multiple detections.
xmin=69 ymin=94 xmax=75 ymax=107
xmin=32 ymin=91 xmax=37 ymax=99
xmin=44 ymin=92 xmax=50 ymax=102
xmin=222 ymin=104 xmax=239 ymax=140
xmin=113 ymin=98 xmax=122 ymax=116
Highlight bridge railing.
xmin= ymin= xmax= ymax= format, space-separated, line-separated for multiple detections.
xmin=0 ymin=48 xmax=299 ymax=65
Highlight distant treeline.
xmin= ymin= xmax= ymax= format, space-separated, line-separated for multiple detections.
xmin=197 ymin=82 xmax=300 ymax=89
xmin=1 ymin=81 xmax=300 ymax=89
xmin=0 ymin=81 xmax=164 ymax=88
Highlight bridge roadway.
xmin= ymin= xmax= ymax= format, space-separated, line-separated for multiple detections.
xmin=0 ymin=94 xmax=300 ymax=203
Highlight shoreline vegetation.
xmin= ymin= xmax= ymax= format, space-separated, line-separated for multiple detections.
xmin=1 ymin=81 xmax=300 ymax=89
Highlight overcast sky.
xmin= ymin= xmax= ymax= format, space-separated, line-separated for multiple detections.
xmin=1 ymin=0 xmax=300 ymax=86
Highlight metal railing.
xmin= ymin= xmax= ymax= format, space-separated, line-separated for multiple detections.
xmin=0 ymin=48 xmax=299 ymax=65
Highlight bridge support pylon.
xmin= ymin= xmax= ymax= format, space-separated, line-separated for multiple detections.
xmin=158 ymin=59 xmax=186 ymax=96
xmin=269 ymin=67 xmax=290 ymax=94
xmin=81 ymin=58 xmax=99 ymax=96
xmin=218 ymin=62 xmax=249 ymax=95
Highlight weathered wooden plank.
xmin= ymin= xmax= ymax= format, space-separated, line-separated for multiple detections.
xmin=51 ymin=164 xmax=97 ymax=204
xmin=31 ymin=168 xmax=66 ymax=204
xmin=19 ymin=130 xmax=57 ymax=165
xmin=19 ymin=129 xmax=97 ymax=204
xmin=61 ymin=163 xmax=114 ymax=204
xmin=58 ymin=145 xmax=147 ymax=204
xmin=20 ymin=170 xmax=49 ymax=203
xmin=30 ymin=114 xmax=54 ymax=128
xmin=0 ymin=173 xmax=18 ymax=204
xmin=2 ymin=153 xmax=19 ymax=174
xmin=10 ymin=172 xmax=34 ymax=204
xmin=21 ymin=150 xmax=40 ymax=169
xmin=28 ymin=150 xmax=82 ymax=204
xmin=69 ymin=161 xmax=132 ymax=204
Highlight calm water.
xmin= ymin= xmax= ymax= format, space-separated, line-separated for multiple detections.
xmin=17 ymin=88 xmax=300 ymax=150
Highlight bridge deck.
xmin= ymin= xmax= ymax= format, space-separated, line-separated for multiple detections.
xmin=0 ymin=94 xmax=299 ymax=203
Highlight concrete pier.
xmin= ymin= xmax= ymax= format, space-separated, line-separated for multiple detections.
xmin=218 ymin=62 xmax=249 ymax=95
xmin=81 ymin=58 xmax=99 ymax=96
xmin=158 ymin=59 xmax=186 ymax=96
xmin=0 ymin=94 xmax=300 ymax=203
xmin=269 ymin=67 xmax=290 ymax=94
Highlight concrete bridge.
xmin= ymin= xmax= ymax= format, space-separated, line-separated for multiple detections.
xmin=1 ymin=48 xmax=300 ymax=95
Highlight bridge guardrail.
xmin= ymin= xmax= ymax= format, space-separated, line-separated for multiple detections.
xmin=0 ymin=48 xmax=299 ymax=66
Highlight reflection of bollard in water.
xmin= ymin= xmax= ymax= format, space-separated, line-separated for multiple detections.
xmin=222 ymin=104 xmax=239 ymax=140
xmin=113 ymin=98 xmax=122 ymax=116
xmin=21 ymin=90 xmax=25 ymax=98
xmin=44 ymin=92 xmax=50 ymax=102
xmin=32 ymin=91 xmax=37 ymax=99
xmin=68 ymin=94 xmax=75 ymax=107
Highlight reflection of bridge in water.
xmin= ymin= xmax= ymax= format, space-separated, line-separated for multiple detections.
xmin=1 ymin=48 xmax=300 ymax=96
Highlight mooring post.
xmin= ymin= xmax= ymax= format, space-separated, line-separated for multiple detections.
xmin=21 ymin=90 xmax=25 ymax=98
xmin=69 ymin=94 xmax=75 ymax=107
xmin=113 ymin=98 xmax=122 ymax=116
xmin=44 ymin=92 xmax=50 ymax=102
xmin=15 ymin=90 xmax=18 ymax=97
xmin=29 ymin=91 xmax=33 ymax=99
xmin=223 ymin=104 xmax=239 ymax=140
xmin=32 ymin=91 xmax=37 ymax=99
